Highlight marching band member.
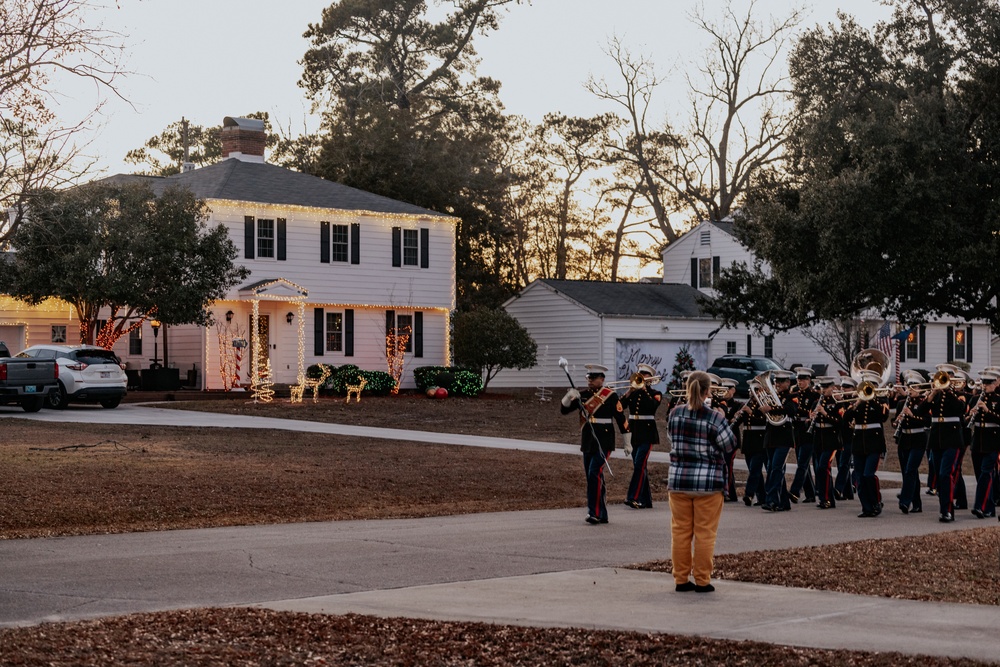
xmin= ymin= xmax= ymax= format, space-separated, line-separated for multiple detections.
xmin=809 ymin=376 xmax=842 ymax=509
xmin=717 ymin=378 xmax=741 ymax=502
xmin=914 ymin=368 xmax=967 ymax=522
xmin=842 ymin=373 xmax=890 ymax=518
xmin=834 ymin=376 xmax=858 ymax=501
xmin=968 ymin=370 xmax=1000 ymax=519
xmin=893 ymin=372 xmax=928 ymax=514
xmin=759 ymin=370 xmax=797 ymax=512
xmin=731 ymin=388 xmax=767 ymax=506
xmin=622 ymin=363 xmax=662 ymax=509
xmin=789 ymin=367 xmax=818 ymax=504
xmin=560 ymin=363 xmax=629 ymax=525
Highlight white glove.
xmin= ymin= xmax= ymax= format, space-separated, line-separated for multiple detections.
xmin=623 ymin=432 xmax=633 ymax=457
xmin=561 ymin=388 xmax=581 ymax=407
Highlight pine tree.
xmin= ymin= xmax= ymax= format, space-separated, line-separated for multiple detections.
xmin=668 ymin=345 xmax=696 ymax=391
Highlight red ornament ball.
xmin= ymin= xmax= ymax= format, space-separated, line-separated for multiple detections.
xmin=435 ymin=387 xmax=449 ymax=399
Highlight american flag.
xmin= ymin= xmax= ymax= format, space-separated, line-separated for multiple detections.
xmin=874 ymin=320 xmax=894 ymax=356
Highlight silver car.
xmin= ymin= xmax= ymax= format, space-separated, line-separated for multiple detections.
xmin=17 ymin=344 xmax=128 ymax=409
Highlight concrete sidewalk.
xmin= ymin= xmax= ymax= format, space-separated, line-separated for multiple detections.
xmin=260 ymin=568 xmax=1000 ymax=663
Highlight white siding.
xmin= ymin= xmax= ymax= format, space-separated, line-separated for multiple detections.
xmin=213 ymin=202 xmax=456 ymax=310
xmin=661 ymin=222 xmax=747 ymax=297
xmin=491 ymin=283 xmax=601 ymax=389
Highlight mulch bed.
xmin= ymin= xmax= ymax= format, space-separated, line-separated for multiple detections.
xmin=636 ymin=526 xmax=1000 ymax=606
xmin=0 ymin=609 xmax=991 ymax=667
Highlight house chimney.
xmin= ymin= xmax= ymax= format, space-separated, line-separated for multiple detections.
xmin=221 ymin=116 xmax=265 ymax=163
xmin=180 ymin=117 xmax=196 ymax=172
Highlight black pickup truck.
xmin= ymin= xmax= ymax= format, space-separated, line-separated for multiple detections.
xmin=0 ymin=342 xmax=59 ymax=412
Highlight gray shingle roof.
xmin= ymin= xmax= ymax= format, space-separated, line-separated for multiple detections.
xmin=534 ymin=279 xmax=712 ymax=319
xmin=103 ymin=159 xmax=453 ymax=219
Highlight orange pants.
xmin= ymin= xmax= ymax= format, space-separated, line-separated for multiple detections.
xmin=668 ymin=491 xmax=725 ymax=586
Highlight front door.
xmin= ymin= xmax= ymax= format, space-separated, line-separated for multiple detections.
xmin=251 ymin=314 xmax=270 ymax=375
xmin=0 ymin=325 xmax=25 ymax=352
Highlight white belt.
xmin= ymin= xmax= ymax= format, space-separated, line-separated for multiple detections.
xmin=811 ymin=424 xmax=833 ymax=429
xmin=630 ymin=415 xmax=656 ymax=420
xmin=745 ymin=426 xmax=767 ymax=431
xmin=854 ymin=423 xmax=883 ymax=431
xmin=932 ymin=416 xmax=961 ymax=423
xmin=590 ymin=418 xmax=613 ymax=424
xmin=976 ymin=424 xmax=1000 ymax=429
xmin=900 ymin=428 xmax=926 ymax=434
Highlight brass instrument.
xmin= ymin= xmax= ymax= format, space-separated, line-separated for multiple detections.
xmin=606 ymin=372 xmax=662 ymax=391
xmin=843 ymin=348 xmax=894 ymax=402
xmin=748 ymin=371 xmax=788 ymax=426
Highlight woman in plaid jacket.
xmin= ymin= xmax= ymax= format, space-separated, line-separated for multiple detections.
xmin=667 ymin=370 xmax=737 ymax=593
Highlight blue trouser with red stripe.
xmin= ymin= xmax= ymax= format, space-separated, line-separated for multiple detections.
xmin=814 ymin=449 xmax=837 ymax=506
xmin=937 ymin=447 xmax=961 ymax=516
xmin=973 ymin=450 xmax=999 ymax=516
xmin=584 ymin=450 xmax=608 ymax=521
xmin=898 ymin=447 xmax=924 ymax=512
xmin=744 ymin=450 xmax=766 ymax=503
xmin=856 ymin=451 xmax=882 ymax=515
xmin=626 ymin=441 xmax=653 ymax=507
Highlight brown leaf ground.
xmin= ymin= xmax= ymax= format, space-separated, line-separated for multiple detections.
xmin=0 ymin=394 xmax=994 ymax=666
xmin=0 ymin=609 xmax=992 ymax=667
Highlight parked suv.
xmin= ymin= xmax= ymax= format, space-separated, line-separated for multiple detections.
xmin=707 ymin=355 xmax=786 ymax=398
xmin=18 ymin=344 xmax=127 ymax=409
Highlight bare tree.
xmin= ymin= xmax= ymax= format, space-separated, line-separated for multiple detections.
xmin=672 ymin=0 xmax=803 ymax=222
xmin=802 ymin=318 xmax=882 ymax=374
xmin=587 ymin=36 xmax=684 ymax=245
xmin=0 ymin=0 xmax=127 ymax=246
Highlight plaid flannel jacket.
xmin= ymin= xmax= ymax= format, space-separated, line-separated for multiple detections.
xmin=667 ymin=404 xmax=738 ymax=493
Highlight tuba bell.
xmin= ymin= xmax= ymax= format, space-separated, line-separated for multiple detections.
xmin=748 ymin=371 xmax=788 ymax=425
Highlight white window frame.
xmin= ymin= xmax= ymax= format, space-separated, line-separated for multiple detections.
xmin=257 ymin=218 xmax=275 ymax=259
xmin=402 ymin=229 xmax=419 ymax=266
xmin=331 ymin=224 xmax=349 ymax=263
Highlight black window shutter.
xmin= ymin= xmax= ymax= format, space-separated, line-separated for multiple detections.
xmin=350 ymin=223 xmax=360 ymax=265
xmin=690 ymin=258 xmax=698 ymax=288
xmin=946 ymin=325 xmax=954 ymax=362
xmin=391 ymin=227 xmax=401 ymax=267
xmin=277 ymin=218 xmax=287 ymax=261
xmin=244 ymin=216 xmax=255 ymax=259
xmin=712 ymin=256 xmax=720 ymax=285
xmin=320 ymin=221 xmax=330 ymax=263
xmin=967 ymin=325 xmax=973 ymax=363
xmin=746 ymin=334 xmax=752 ymax=356
xmin=345 ymin=309 xmax=354 ymax=357
xmin=385 ymin=310 xmax=395 ymax=356
xmin=314 ymin=308 xmax=324 ymax=356
xmin=420 ymin=228 xmax=429 ymax=268
xmin=919 ymin=324 xmax=926 ymax=362
xmin=414 ymin=312 xmax=424 ymax=358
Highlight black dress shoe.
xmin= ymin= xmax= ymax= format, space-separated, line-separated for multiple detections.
xmin=899 ymin=504 xmax=909 ymax=514
xmin=834 ymin=491 xmax=845 ymax=501
xmin=753 ymin=500 xmax=764 ymax=506
xmin=694 ymin=583 xmax=715 ymax=593
xmin=585 ymin=515 xmax=600 ymax=524
xmin=676 ymin=582 xmax=696 ymax=592
xmin=910 ymin=507 xmax=922 ymax=514
xmin=971 ymin=509 xmax=984 ymax=519
xmin=804 ymin=496 xmax=816 ymax=504
xmin=926 ymin=489 xmax=938 ymax=496
xmin=761 ymin=503 xmax=775 ymax=512
xmin=743 ymin=496 xmax=752 ymax=506
xmin=939 ymin=512 xmax=954 ymax=522
xmin=858 ymin=511 xmax=876 ymax=518
xmin=789 ymin=494 xmax=799 ymax=504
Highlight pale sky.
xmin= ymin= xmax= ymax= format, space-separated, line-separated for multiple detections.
xmin=76 ymin=0 xmax=893 ymax=176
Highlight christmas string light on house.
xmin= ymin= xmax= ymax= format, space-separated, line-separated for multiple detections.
xmin=386 ymin=325 xmax=411 ymax=395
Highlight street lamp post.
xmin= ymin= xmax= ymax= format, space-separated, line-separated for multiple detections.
xmin=150 ymin=319 xmax=161 ymax=369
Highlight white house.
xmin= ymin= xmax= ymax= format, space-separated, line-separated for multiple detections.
xmin=492 ymin=219 xmax=990 ymax=388
xmin=0 ymin=117 xmax=457 ymax=390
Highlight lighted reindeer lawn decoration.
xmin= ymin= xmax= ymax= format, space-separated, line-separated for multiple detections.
xmin=290 ymin=365 xmax=332 ymax=404
xmin=344 ymin=377 xmax=367 ymax=403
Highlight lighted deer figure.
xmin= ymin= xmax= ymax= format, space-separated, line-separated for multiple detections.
xmin=344 ymin=377 xmax=367 ymax=404
xmin=290 ymin=365 xmax=332 ymax=404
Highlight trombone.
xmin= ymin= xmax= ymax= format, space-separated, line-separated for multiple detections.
xmin=605 ymin=371 xmax=662 ymax=392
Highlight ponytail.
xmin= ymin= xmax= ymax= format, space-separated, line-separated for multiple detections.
xmin=686 ymin=370 xmax=711 ymax=410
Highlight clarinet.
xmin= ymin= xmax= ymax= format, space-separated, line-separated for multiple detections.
xmin=892 ymin=396 xmax=911 ymax=440
xmin=805 ymin=395 xmax=823 ymax=434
